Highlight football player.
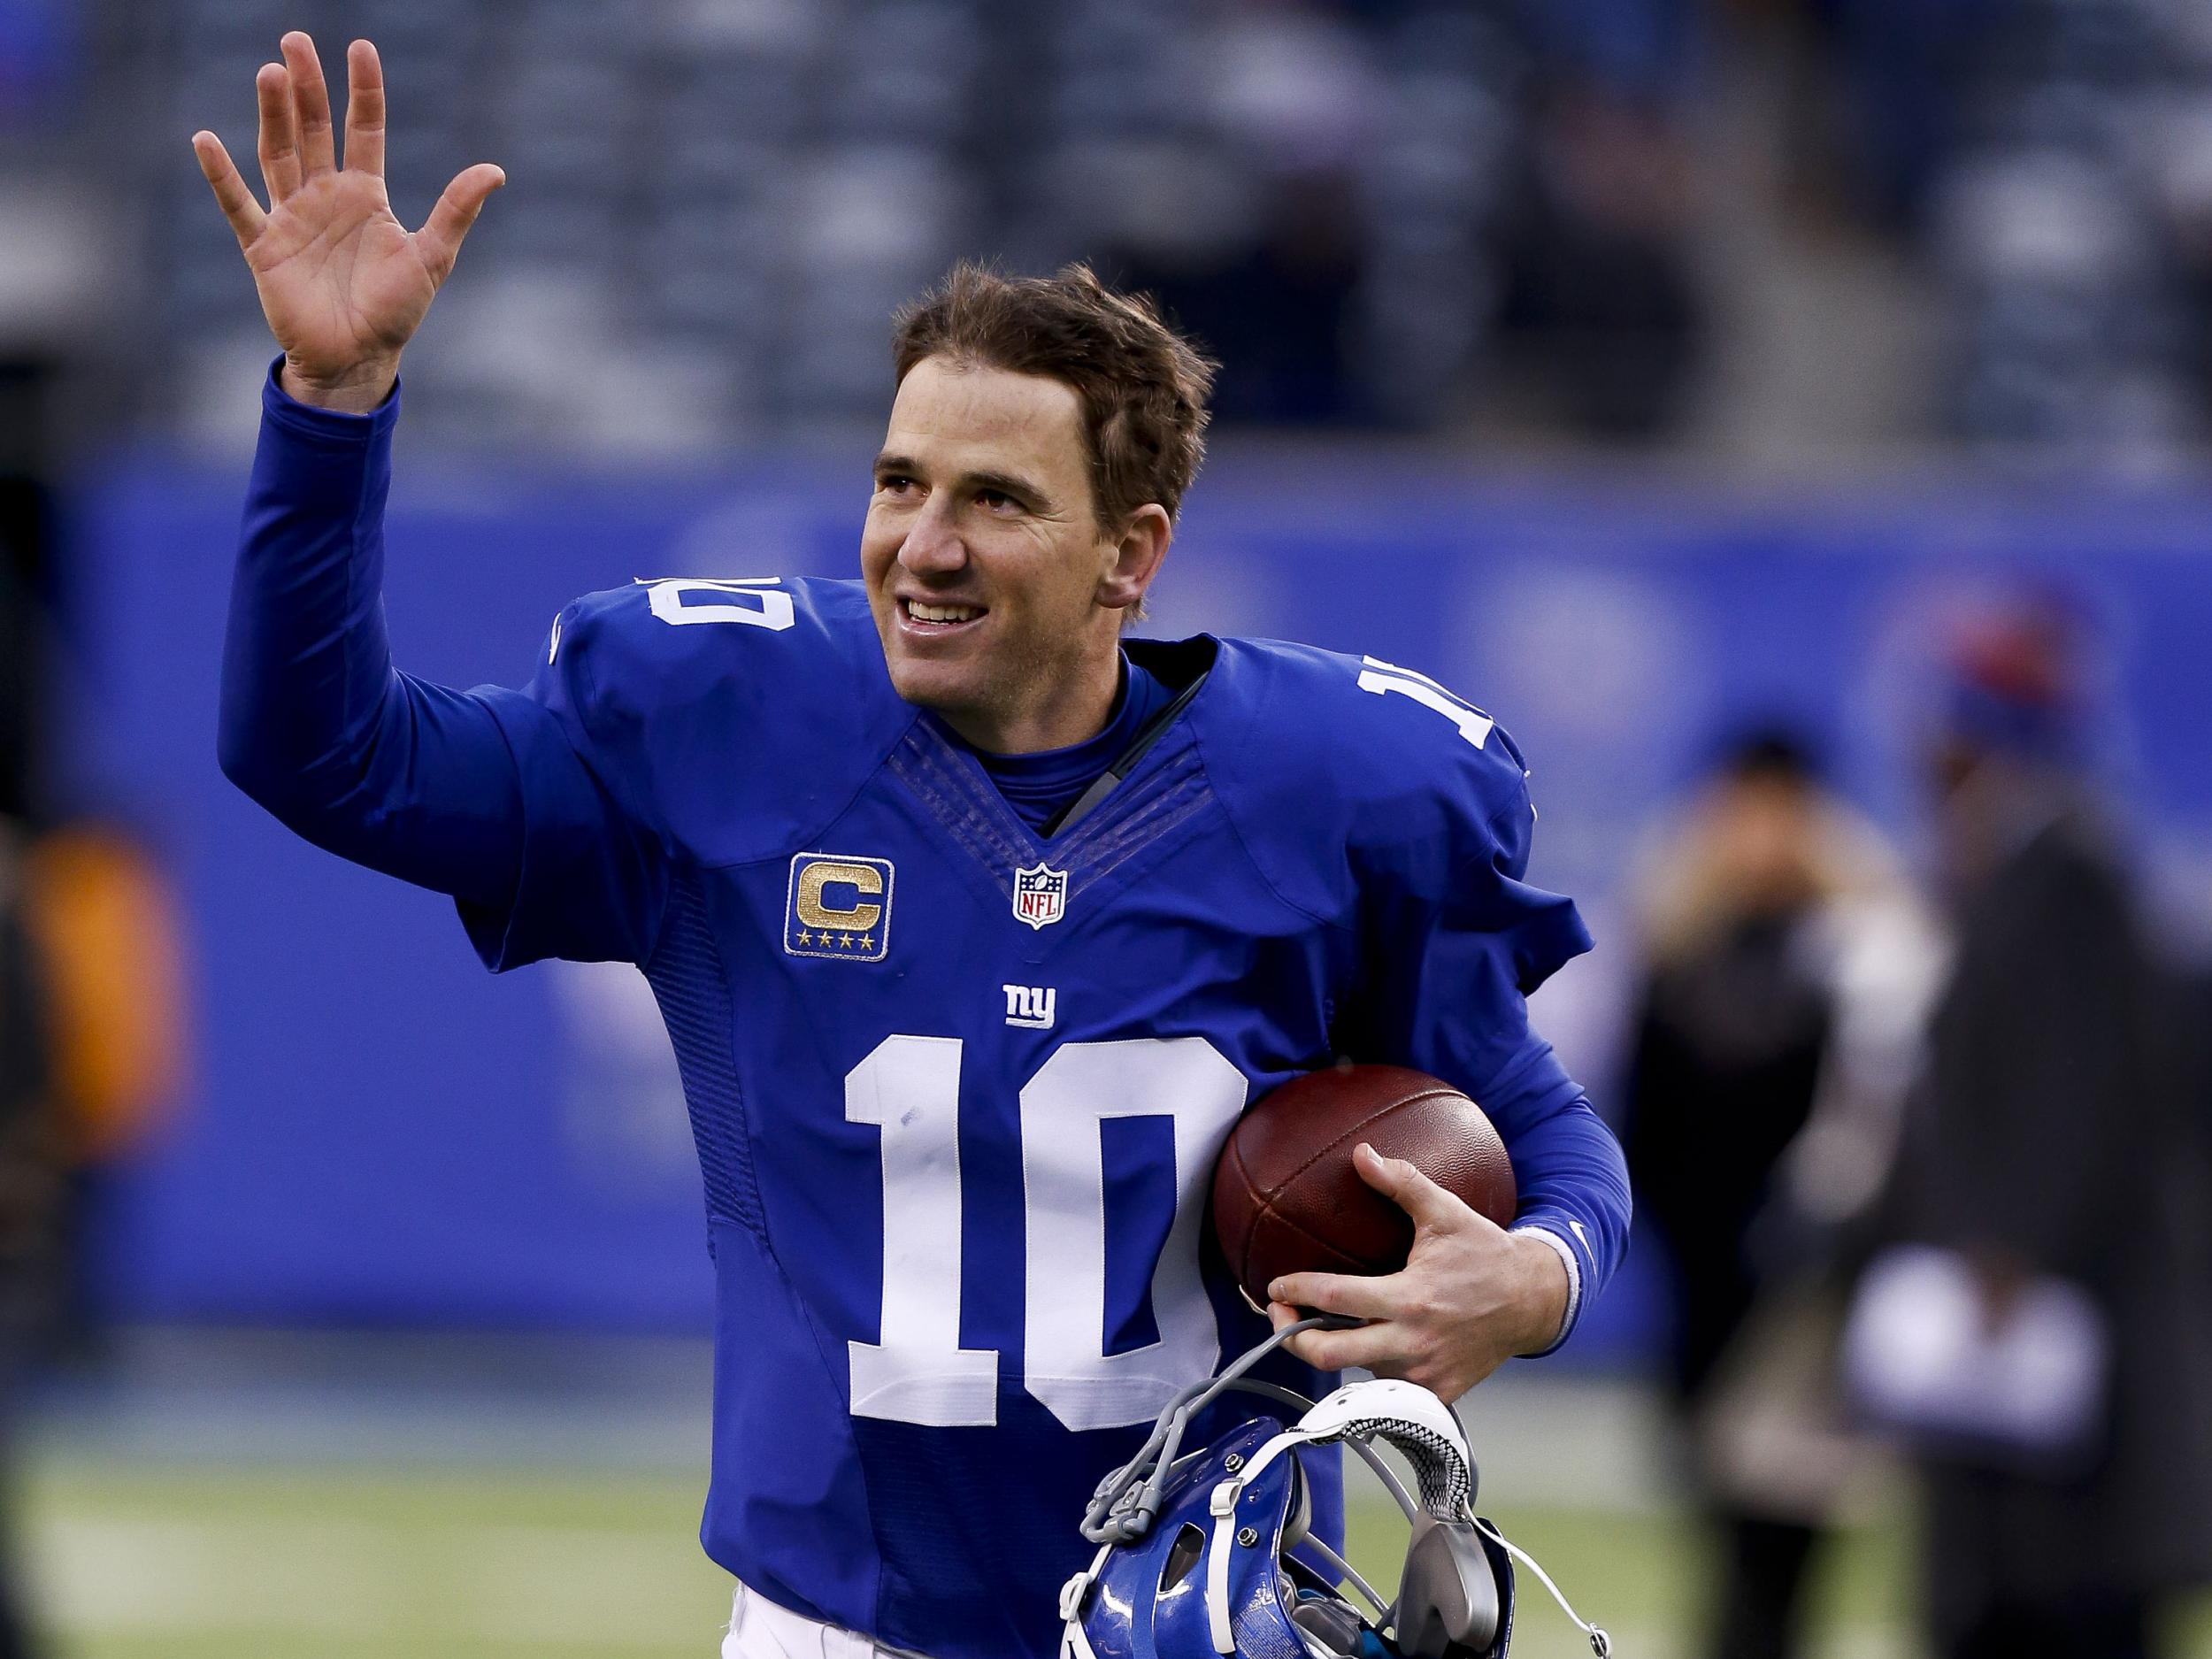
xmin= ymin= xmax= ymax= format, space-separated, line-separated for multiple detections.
xmin=194 ymin=34 xmax=1631 ymax=1659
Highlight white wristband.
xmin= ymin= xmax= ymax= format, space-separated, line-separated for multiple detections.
xmin=1510 ymin=1225 xmax=1584 ymax=1356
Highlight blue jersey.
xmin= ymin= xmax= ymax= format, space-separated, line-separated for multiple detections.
xmin=220 ymin=373 xmax=1630 ymax=1659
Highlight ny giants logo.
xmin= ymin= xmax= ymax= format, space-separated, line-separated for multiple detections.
xmin=1002 ymin=984 xmax=1056 ymax=1030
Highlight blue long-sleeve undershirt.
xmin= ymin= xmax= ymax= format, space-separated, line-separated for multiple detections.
xmin=219 ymin=364 xmax=529 ymax=910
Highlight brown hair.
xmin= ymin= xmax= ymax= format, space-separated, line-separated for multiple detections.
xmin=892 ymin=262 xmax=1217 ymax=533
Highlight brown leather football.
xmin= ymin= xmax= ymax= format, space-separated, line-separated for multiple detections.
xmin=1211 ymin=1063 xmax=1517 ymax=1312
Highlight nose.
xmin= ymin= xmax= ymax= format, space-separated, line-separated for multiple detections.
xmin=898 ymin=494 xmax=967 ymax=577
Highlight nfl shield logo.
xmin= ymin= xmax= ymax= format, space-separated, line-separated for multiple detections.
xmin=1011 ymin=862 xmax=1069 ymax=930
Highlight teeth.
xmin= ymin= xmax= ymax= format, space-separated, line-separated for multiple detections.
xmin=908 ymin=602 xmax=980 ymax=624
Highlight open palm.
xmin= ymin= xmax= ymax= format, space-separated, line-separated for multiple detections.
xmin=192 ymin=33 xmax=503 ymax=409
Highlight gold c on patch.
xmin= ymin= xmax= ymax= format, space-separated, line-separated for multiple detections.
xmin=784 ymin=854 xmax=895 ymax=962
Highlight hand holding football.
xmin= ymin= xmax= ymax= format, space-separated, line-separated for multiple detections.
xmin=1210 ymin=1063 xmax=1517 ymax=1313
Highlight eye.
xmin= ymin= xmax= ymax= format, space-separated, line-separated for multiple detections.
xmin=975 ymin=488 xmax=1020 ymax=512
xmin=875 ymin=473 xmax=918 ymax=497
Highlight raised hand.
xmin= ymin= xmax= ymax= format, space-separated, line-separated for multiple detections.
xmin=191 ymin=34 xmax=503 ymax=412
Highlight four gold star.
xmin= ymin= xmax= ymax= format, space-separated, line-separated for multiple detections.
xmin=793 ymin=925 xmax=887 ymax=954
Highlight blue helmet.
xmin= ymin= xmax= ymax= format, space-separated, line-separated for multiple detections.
xmin=1059 ymin=1338 xmax=1608 ymax=1659
xmin=1058 ymin=1415 xmax=1317 ymax=1659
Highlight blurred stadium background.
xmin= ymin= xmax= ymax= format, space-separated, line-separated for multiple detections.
xmin=2 ymin=0 xmax=2211 ymax=1654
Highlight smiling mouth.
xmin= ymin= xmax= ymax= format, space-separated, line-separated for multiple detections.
xmin=899 ymin=597 xmax=988 ymax=634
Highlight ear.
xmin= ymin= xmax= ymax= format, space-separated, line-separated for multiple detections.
xmin=1096 ymin=503 xmax=1171 ymax=613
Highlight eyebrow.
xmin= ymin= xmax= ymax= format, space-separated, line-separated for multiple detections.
xmin=872 ymin=453 xmax=1052 ymax=510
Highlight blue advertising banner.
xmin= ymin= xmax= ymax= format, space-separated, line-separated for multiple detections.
xmin=65 ymin=444 xmax=2212 ymax=1362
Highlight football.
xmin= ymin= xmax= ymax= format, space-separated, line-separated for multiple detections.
xmin=1211 ymin=1064 xmax=1517 ymax=1312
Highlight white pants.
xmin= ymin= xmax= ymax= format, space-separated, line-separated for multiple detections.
xmin=721 ymin=1582 xmax=929 ymax=1659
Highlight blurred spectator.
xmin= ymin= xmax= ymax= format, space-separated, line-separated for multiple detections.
xmin=19 ymin=820 xmax=186 ymax=1363
xmin=1624 ymin=729 xmax=1936 ymax=1659
xmin=1878 ymin=601 xmax=2212 ymax=1659
xmin=1106 ymin=162 xmax=1366 ymax=428
xmin=1492 ymin=83 xmax=1705 ymax=441
xmin=1726 ymin=0 xmax=1991 ymax=233
xmin=1492 ymin=0 xmax=1705 ymax=443
xmin=0 ymin=823 xmax=53 ymax=1657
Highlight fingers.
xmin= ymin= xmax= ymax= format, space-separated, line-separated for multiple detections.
xmin=1267 ymin=1271 xmax=1402 ymax=1322
xmin=342 ymin=40 xmax=385 ymax=176
xmin=415 ymin=163 xmax=507 ymax=284
xmin=191 ymin=131 xmax=267 ymax=249
xmin=1279 ymin=1316 xmax=1403 ymax=1375
xmin=254 ymin=61 xmax=301 ymax=203
xmin=1354 ymin=1141 xmax=1484 ymax=1234
xmin=280 ymin=32 xmax=337 ymax=179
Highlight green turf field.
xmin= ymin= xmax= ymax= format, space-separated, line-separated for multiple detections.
xmin=23 ymin=1454 xmax=2208 ymax=1659
xmin=14 ymin=1455 xmax=1926 ymax=1659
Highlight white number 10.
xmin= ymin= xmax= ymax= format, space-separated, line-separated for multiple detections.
xmin=843 ymin=1034 xmax=1248 ymax=1432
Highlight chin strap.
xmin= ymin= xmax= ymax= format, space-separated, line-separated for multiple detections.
xmin=1081 ymin=1315 xmax=1362 ymax=1547
xmin=1056 ymin=1546 xmax=1110 ymax=1659
xmin=1472 ymin=1518 xmax=1612 ymax=1658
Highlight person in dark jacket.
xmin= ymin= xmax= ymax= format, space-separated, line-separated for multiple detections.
xmin=1886 ymin=603 xmax=2212 ymax=1659
xmin=1626 ymin=730 xmax=1935 ymax=1659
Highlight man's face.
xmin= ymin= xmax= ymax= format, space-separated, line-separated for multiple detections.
xmin=861 ymin=357 xmax=1130 ymax=748
xmin=1707 ymin=773 xmax=1819 ymax=915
